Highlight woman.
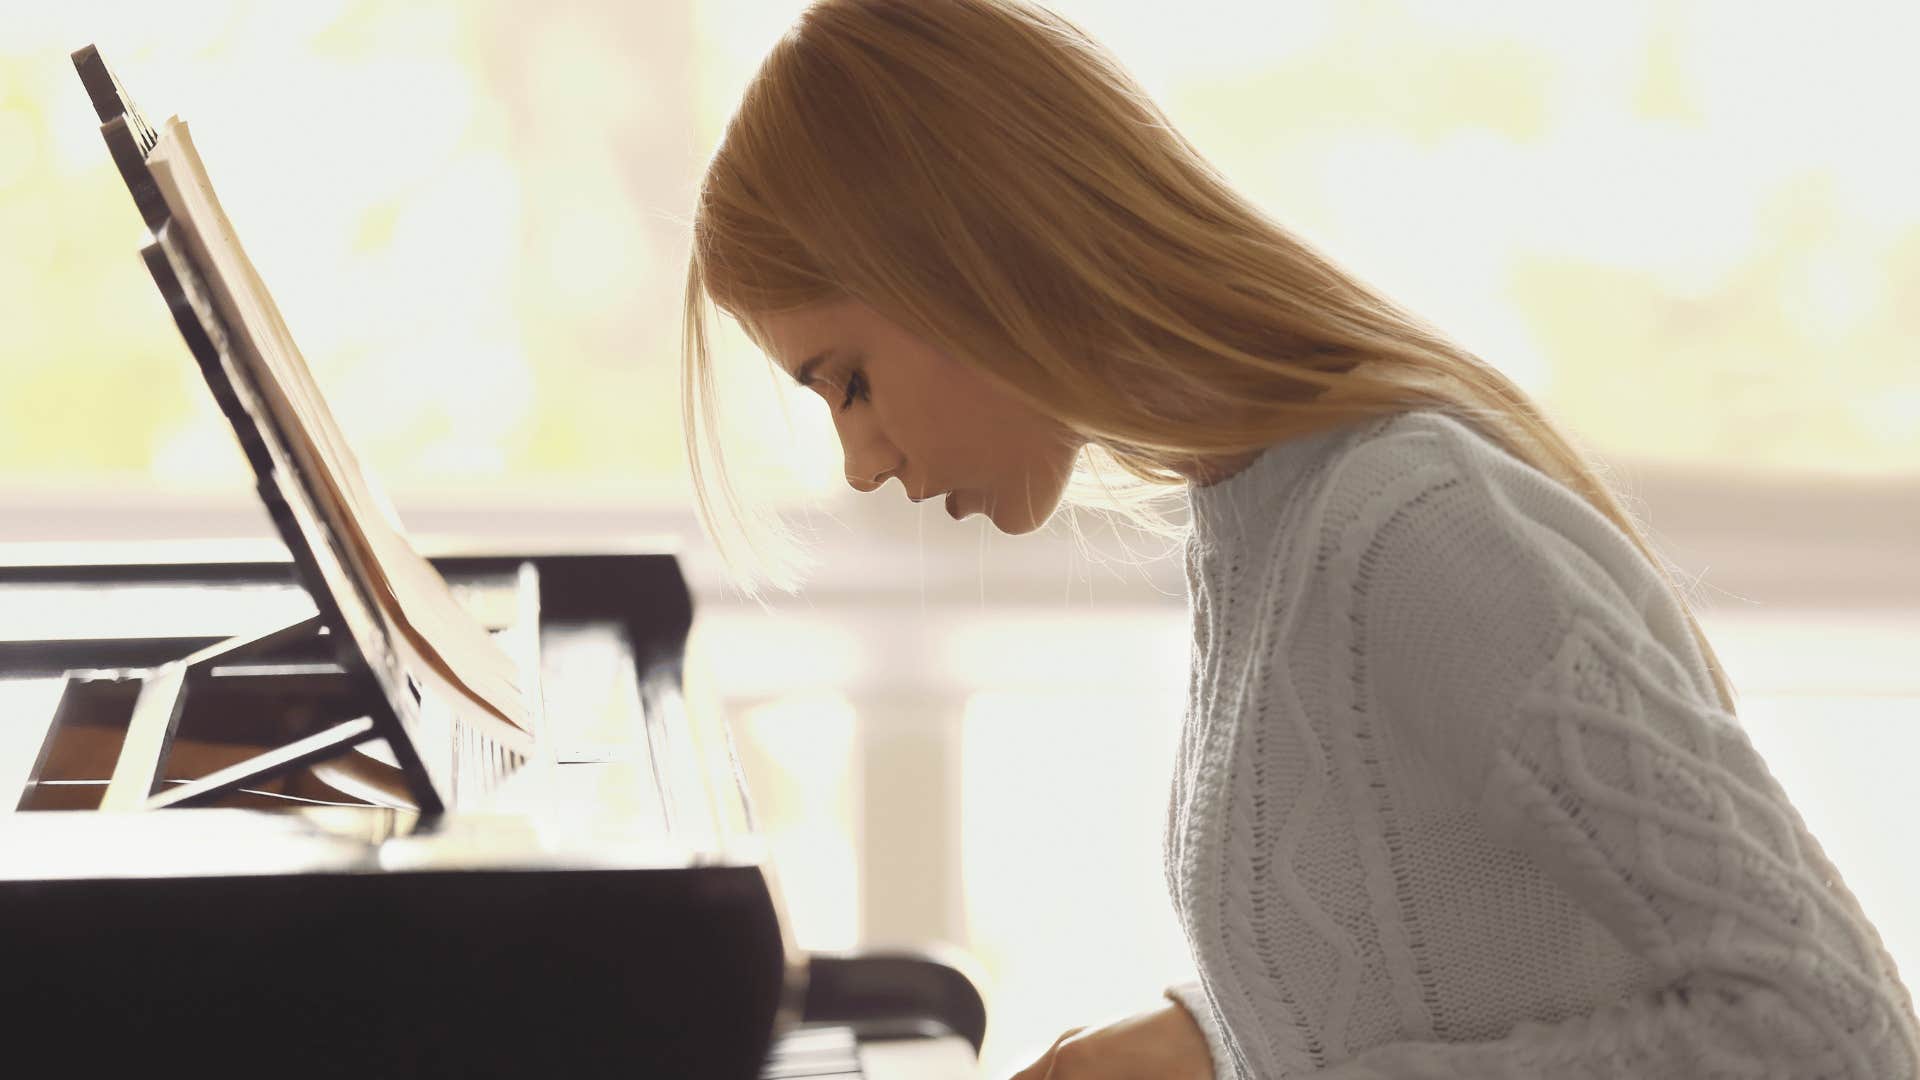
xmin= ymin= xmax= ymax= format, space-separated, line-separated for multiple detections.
xmin=679 ymin=1 xmax=1920 ymax=1077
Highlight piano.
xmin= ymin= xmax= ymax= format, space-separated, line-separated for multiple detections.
xmin=0 ymin=47 xmax=985 ymax=1080
xmin=0 ymin=545 xmax=984 ymax=1078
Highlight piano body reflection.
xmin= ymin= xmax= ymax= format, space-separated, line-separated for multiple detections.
xmin=0 ymin=44 xmax=985 ymax=1080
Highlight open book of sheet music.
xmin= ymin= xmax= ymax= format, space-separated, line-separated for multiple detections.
xmin=142 ymin=116 xmax=535 ymax=746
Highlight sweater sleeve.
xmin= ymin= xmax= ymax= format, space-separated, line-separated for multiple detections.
xmin=1168 ymin=979 xmax=1244 ymax=1080
xmin=1298 ymin=428 xmax=1920 ymax=1079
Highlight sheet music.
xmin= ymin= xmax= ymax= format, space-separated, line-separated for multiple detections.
xmin=142 ymin=116 xmax=531 ymax=736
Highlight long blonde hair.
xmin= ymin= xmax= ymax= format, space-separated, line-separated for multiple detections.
xmin=681 ymin=0 xmax=1738 ymax=715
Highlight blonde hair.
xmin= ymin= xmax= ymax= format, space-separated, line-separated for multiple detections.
xmin=681 ymin=0 xmax=1737 ymax=714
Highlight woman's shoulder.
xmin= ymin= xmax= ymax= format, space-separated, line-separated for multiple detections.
xmin=1307 ymin=407 xmax=1485 ymax=515
xmin=1315 ymin=406 xmax=1556 ymax=514
xmin=1302 ymin=405 xmax=1619 ymax=585
xmin=1337 ymin=406 xmax=1504 ymax=466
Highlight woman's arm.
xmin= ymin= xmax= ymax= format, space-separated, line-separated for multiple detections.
xmin=1166 ymin=979 xmax=1241 ymax=1080
xmin=1303 ymin=428 xmax=1920 ymax=1079
xmin=1006 ymin=996 xmax=1214 ymax=1080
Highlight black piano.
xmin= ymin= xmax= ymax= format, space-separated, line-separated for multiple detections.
xmin=0 ymin=546 xmax=984 ymax=1078
xmin=0 ymin=48 xmax=984 ymax=1080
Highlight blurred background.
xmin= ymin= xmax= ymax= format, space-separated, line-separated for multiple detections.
xmin=3 ymin=1 xmax=1917 ymax=1075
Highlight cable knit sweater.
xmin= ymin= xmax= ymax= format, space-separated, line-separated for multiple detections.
xmin=1161 ymin=408 xmax=1919 ymax=1079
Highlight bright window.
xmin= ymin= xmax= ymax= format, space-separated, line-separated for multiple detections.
xmin=3 ymin=1 xmax=1916 ymax=506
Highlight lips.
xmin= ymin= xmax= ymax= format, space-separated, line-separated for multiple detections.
xmin=909 ymin=488 xmax=950 ymax=504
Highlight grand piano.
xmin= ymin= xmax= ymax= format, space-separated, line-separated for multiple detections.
xmin=0 ymin=48 xmax=984 ymax=1079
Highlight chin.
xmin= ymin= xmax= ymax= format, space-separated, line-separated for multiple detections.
xmin=960 ymin=475 xmax=1067 ymax=535
xmin=980 ymin=496 xmax=1056 ymax=536
xmin=987 ymin=510 xmax=1030 ymax=535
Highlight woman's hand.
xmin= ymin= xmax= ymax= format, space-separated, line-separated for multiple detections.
xmin=1006 ymin=1000 xmax=1213 ymax=1079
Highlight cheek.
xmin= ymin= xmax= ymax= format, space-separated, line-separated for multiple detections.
xmin=883 ymin=385 xmax=956 ymax=446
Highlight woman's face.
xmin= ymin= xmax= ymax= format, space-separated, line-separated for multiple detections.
xmin=751 ymin=297 xmax=1084 ymax=534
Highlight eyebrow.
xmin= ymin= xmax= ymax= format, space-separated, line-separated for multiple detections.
xmin=791 ymin=349 xmax=836 ymax=389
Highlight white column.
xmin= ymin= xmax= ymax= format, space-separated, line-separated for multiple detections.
xmin=854 ymin=691 xmax=968 ymax=950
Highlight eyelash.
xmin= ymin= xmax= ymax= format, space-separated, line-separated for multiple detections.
xmin=838 ymin=370 xmax=869 ymax=413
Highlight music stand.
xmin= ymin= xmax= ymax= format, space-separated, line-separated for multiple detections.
xmin=61 ymin=45 xmax=534 ymax=815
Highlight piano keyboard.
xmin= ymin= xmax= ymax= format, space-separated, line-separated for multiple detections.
xmin=762 ymin=1024 xmax=865 ymax=1079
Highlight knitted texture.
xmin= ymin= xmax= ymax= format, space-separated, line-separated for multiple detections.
xmin=1164 ymin=409 xmax=1919 ymax=1079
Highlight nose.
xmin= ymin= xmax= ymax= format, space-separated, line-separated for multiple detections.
xmin=844 ymin=458 xmax=898 ymax=494
xmin=841 ymin=426 xmax=901 ymax=494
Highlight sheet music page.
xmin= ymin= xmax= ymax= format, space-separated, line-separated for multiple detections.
xmin=143 ymin=116 xmax=531 ymax=736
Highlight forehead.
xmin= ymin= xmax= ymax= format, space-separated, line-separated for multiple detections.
xmin=748 ymin=301 xmax=870 ymax=374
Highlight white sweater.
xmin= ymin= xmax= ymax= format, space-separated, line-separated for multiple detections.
xmin=1162 ymin=408 xmax=1919 ymax=1079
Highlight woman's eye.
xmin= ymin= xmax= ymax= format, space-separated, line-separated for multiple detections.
xmin=838 ymin=370 xmax=868 ymax=413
